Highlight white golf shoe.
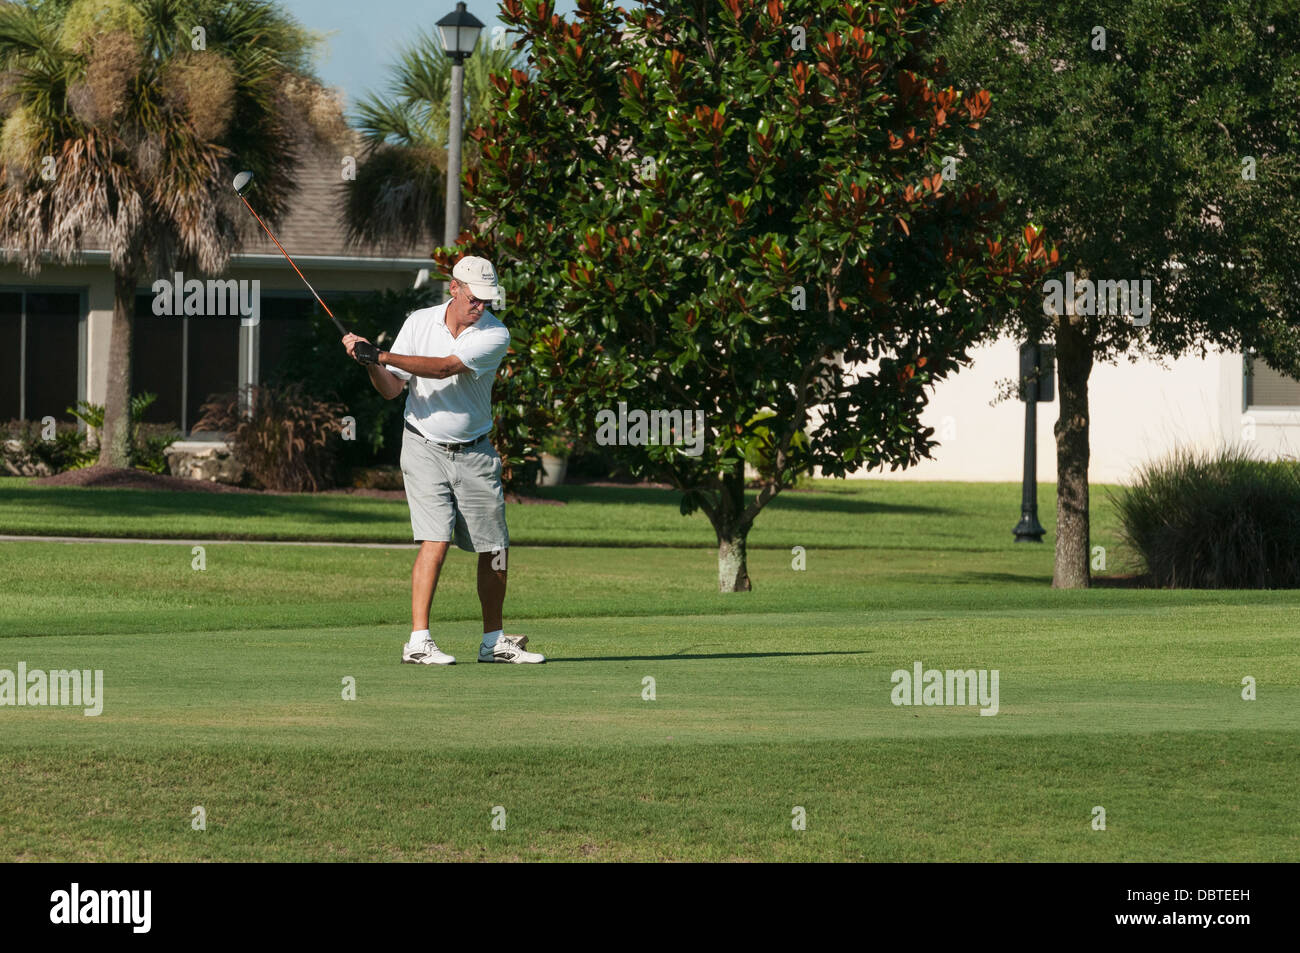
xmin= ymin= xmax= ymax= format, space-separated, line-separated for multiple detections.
xmin=478 ymin=635 xmax=545 ymax=664
xmin=402 ymin=637 xmax=456 ymax=665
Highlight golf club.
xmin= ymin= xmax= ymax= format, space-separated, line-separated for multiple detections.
xmin=232 ymin=170 xmax=379 ymax=364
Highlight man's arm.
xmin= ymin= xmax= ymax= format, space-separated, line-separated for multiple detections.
xmin=379 ymin=352 xmax=472 ymax=380
xmin=343 ymin=333 xmax=406 ymax=400
xmin=366 ymin=362 xmax=406 ymax=400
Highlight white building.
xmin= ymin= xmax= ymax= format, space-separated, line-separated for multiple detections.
xmin=842 ymin=337 xmax=1300 ymax=484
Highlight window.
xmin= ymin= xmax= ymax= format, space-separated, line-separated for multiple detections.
xmin=0 ymin=292 xmax=19 ymax=421
xmin=258 ymin=295 xmax=318 ymax=383
xmin=132 ymin=293 xmax=188 ymax=428
xmin=131 ymin=292 xmax=240 ymax=432
xmin=131 ymin=291 xmax=347 ymax=432
xmin=259 ymin=291 xmax=372 ymax=386
xmin=1245 ymin=356 xmax=1300 ymax=408
xmin=184 ymin=310 xmax=241 ymax=427
xmin=0 ymin=289 xmax=83 ymax=423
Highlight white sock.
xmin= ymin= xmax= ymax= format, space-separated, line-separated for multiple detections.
xmin=481 ymin=628 xmax=503 ymax=648
xmin=410 ymin=628 xmax=430 ymax=645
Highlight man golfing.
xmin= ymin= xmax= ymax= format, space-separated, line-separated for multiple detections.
xmin=342 ymin=256 xmax=543 ymax=666
xmin=230 ymin=176 xmax=532 ymax=665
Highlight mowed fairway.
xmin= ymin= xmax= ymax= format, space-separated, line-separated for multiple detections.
xmin=0 ymin=478 xmax=1296 ymax=861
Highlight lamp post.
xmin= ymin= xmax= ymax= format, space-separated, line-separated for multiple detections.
xmin=436 ymin=1 xmax=484 ymax=260
xmin=1013 ymin=341 xmax=1054 ymax=543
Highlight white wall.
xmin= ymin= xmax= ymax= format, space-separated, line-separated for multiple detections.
xmin=834 ymin=336 xmax=1289 ymax=484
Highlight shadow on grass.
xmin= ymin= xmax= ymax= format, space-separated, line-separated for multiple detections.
xmin=6 ymin=480 xmax=953 ymax=522
xmin=538 ymin=484 xmax=951 ymax=516
xmin=0 ymin=486 xmax=404 ymax=524
xmin=1092 ymin=574 xmax=1157 ymax=589
xmin=550 ymin=649 xmax=870 ymax=663
xmin=961 ymin=572 xmax=1053 ymax=585
xmin=962 ymin=571 xmax=1161 ymax=588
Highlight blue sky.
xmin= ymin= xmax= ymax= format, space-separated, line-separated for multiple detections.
xmin=279 ymin=0 xmax=582 ymax=113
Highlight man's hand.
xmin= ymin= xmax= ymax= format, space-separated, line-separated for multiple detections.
xmin=345 ymin=332 xmax=405 ymax=400
xmin=342 ymin=333 xmax=380 ymax=365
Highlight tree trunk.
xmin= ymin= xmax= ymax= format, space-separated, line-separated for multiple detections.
xmin=99 ymin=272 xmax=135 ymax=468
xmin=714 ymin=462 xmax=752 ymax=592
xmin=718 ymin=533 xmax=751 ymax=592
xmin=1052 ymin=316 xmax=1093 ymax=589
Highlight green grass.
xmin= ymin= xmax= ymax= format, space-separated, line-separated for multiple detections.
xmin=1 ymin=478 xmax=1295 ymax=861
xmin=0 ymin=475 xmax=1119 ymax=550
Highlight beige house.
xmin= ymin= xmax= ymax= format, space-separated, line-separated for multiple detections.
xmin=1 ymin=147 xmax=433 ymax=434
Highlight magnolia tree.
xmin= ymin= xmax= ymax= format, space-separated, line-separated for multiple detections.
xmin=447 ymin=0 xmax=1053 ymax=591
xmin=937 ymin=0 xmax=1300 ymax=588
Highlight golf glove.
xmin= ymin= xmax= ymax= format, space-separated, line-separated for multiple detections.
xmin=353 ymin=340 xmax=381 ymax=366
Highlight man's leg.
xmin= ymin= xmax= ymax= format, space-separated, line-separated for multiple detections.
xmin=399 ymin=427 xmax=458 ymax=664
xmin=413 ymin=539 xmax=451 ymax=631
xmin=475 ymin=546 xmax=541 ymax=663
xmin=477 ymin=547 xmax=507 ymax=634
xmin=457 ymin=443 xmax=543 ymax=664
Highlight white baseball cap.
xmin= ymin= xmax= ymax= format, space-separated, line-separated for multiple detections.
xmin=451 ymin=255 xmax=498 ymax=300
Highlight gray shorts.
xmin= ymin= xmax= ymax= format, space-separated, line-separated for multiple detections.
xmin=400 ymin=428 xmax=509 ymax=553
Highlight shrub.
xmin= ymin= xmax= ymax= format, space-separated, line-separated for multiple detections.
xmin=539 ymin=430 xmax=575 ymax=458
xmin=565 ymin=439 xmax=635 ymax=483
xmin=1 ymin=420 xmax=96 ymax=475
xmin=1 ymin=392 xmax=177 ymax=475
xmin=266 ymin=287 xmax=437 ymax=476
xmin=68 ymin=393 xmax=179 ymax=473
xmin=192 ymin=384 xmax=347 ymax=491
xmin=132 ymin=422 xmax=180 ymax=474
xmin=352 ymin=465 xmax=404 ymax=490
xmin=1113 ymin=446 xmax=1300 ymax=588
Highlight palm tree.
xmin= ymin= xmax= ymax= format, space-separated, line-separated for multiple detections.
xmin=0 ymin=0 xmax=340 ymax=467
xmin=345 ymin=29 xmax=524 ymax=250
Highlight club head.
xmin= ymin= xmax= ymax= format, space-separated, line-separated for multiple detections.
xmin=232 ymin=171 xmax=254 ymax=196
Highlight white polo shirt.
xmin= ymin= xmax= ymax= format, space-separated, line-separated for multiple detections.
xmin=385 ymin=301 xmax=511 ymax=444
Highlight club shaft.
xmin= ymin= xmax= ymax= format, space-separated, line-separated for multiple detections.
xmin=238 ymin=194 xmax=349 ymax=336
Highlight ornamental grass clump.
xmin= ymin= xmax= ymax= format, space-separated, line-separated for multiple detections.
xmin=1114 ymin=446 xmax=1300 ymax=588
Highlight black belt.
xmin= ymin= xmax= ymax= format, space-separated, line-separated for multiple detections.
xmin=404 ymin=420 xmax=486 ymax=452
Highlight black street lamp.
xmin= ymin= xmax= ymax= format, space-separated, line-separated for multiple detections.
xmin=436 ymin=2 xmax=485 ymax=253
xmin=436 ymin=1 xmax=483 ymax=64
xmin=1013 ymin=341 xmax=1054 ymax=543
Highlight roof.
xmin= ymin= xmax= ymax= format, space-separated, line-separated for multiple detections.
xmin=71 ymin=140 xmax=434 ymax=267
xmin=234 ymin=143 xmax=433 ymax=262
